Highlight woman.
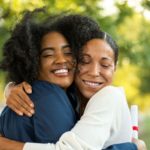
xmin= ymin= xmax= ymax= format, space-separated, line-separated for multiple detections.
xmin=0 ymin=10 xmax=80 ymax=142
xmin=0 ymin=8 xmax=145 ymax=149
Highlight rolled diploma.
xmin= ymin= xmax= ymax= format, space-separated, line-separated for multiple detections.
xmin=130 ymin=105 xmax=138 ymax=139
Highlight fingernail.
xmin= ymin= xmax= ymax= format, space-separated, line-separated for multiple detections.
xmin=30 ymin=110 xmax=35 ymax=114
xmin=19 ymin=112 xmax=23 ymax=116
xmin=30 ymin=103 xmax=34 ymax=107
xmin=27 ymin=89 xmax=32 ymax=94
xmin=28 ymin=113 xmax=32 ymax=117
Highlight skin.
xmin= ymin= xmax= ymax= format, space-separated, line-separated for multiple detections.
xmin=0 ymin=31 xmax=75 ymax=150
xmin=38 ymin=31 xmax=75 ymax=90
xmin=5 ymin=31 xmax=75 ymax=116
xmin=75 ymin=39 xmax=115 ymax=101
xmin=1 ymin=39 xmax=147 ymax=150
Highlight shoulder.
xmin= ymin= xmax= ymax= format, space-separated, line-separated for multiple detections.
xmin=91 ymin=85 xmax=125 ymax=102
xmin=31 ymin=80 xmax=65 ymax=94
xmin=29 ymin=80 xmax=67 ymax=102
xmin=94 ymin=85 xmax=124 ymax=98
xmin=85 ymin=86 xmax=126 ymax=110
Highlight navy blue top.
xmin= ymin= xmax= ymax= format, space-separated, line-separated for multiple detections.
xmin=0 ymin=80 xmax=77 ymax=143
xmin=0 ymin=80 xmax=137 ymax=149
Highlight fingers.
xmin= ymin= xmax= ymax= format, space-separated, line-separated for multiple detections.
xmin=9 ymin=97 xmax=33 ymax=117
xmin=19 ymin=83 xmax=34 ymax=108
xmin=7 ymin=91 xmax=34 ymax=117
xmin=132 ymin=138 xmax=147 ymax=150
xmin=22 ymin=82 xmax=32 ymax=94
xmin=22 ymin=82 xmax=34 ymax=108
xmin=17 ymin=91 xmax=35 ymax=116
xmin=6 ymin=82 xmax=35 ymax=117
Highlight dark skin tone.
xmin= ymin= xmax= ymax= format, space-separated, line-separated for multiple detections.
xmin=0 ymin=31 xmax=76 ymax=149
xmin=0 ymin=136 xmax=24 ymax=150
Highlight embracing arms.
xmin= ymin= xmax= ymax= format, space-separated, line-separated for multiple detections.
xmin=0 ymin=82 xmax=147 ymax=150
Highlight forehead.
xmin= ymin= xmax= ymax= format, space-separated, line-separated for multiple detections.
xmin=41 ymin=31 xmax=68 ymax=47
xmin=82 ymin=39 xmax=115 ymax=59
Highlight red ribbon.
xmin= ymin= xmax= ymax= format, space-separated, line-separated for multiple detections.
xmin=132 ymin=126 xmax=139 ymax=131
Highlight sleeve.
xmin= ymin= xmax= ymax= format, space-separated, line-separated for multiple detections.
xmin=0 ymin=106 xmax=34 ymax=142
xmin=30 ymin=81 xmax=77 ymax=143
xmin=0 ymin=81 xmax=77 ymax=143
xmin=23 ymin=142 xmax=138 ymax=150
xmin=24 ymin=86 xmax=126 ymax=150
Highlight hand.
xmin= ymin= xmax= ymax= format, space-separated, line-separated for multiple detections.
xmin=132 ymin=138 xmax=147 ymax=150
xmin=5 ymin=81 xmax=35 ymax=117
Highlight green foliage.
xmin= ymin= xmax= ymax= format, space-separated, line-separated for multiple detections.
xmin=115 ymin=1 xmax=134 ymax=24
xmin=141 ymin=0 xmax=150 ymax=10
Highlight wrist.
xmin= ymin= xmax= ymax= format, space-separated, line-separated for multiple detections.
xmin=4 ymin=82 xmax=15 ymax=99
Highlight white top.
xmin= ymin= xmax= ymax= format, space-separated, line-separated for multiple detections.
xmin=23 ymin=86 xmax=132 ymax=150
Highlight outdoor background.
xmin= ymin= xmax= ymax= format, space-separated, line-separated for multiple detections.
xmin=0 ymin=0 xmax=150 ymax=149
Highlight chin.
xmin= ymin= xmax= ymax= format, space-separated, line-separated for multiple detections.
xmin=59 ymin=82 xmax=72 ymax=90
xmin=83 ymin=92 xmax=95 ymax=100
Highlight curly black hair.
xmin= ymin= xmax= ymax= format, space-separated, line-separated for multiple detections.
xmin=45 ymin=14 xmax=118 ymax=64
xmin=0 ymin=8 xmax=101 ymax=84
xmin=0 ymin=8 xmax=118 ymax=84
xmin=0 ymin=10 xmax=42 ymax=84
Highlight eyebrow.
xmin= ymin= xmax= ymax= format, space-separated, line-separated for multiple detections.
xmin=101 ymin=57 xmax=113 ymax=62
xmin=82 ymin=53 xmax=113 ymax=60
xmin=41 ymin=44 xmax=70 ymax=52
xmin=41 ymin=47 xmax=54 ymax=52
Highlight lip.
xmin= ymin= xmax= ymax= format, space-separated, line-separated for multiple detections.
xmin=52 ymin=68 xmax=71 ymax=77
xmin=82 ymin=80 xmax=103 ymax=88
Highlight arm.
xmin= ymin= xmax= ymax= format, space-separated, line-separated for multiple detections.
xmin=0 ymin=136 xmax=24 ymax=150
xmin=0 ymin=85 xmax=146 ymax=150
xmin=24 ymin=86 xmax=132 ymax=149
xmin=0 ymin=137 xmax=143 ymax=150
xmin=23 ymin=143 xmax=138 ymax=150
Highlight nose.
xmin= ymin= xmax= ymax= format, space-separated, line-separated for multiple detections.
xmin=55 ymin=52 xmax=67 ymax=64
xmin=88 ymin=63 xmax=100 ymax=77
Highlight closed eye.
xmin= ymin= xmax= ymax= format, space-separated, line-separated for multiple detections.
xmin=101 ymin=64 xmax=111 ymax=69
xmin=64 ymin=51 xmax=72 ymax=55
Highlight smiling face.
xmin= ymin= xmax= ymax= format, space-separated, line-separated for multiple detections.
xmin=38 ymin=31 xmax=75 ymax=90
xmin=75 ymin=39 xmax=116 ymax=99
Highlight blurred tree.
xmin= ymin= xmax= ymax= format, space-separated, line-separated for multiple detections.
xmin=142 ymin=0 xmax=150 ymax=10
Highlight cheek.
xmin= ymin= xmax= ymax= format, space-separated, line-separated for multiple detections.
xmin=105 ymin=69 xmax=115 ymax=82
xmin=77 ymin=64 xmax=89 ymax=74
xmin=40 ymin=59 xmax=50 ymax=69
xmin=75 ymin=72 xmax=84 ymax=91
xmin=75 ymin=73 xmax=81 ymax=85
xmin=39 ymin=61 xmax=50 ymax=78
